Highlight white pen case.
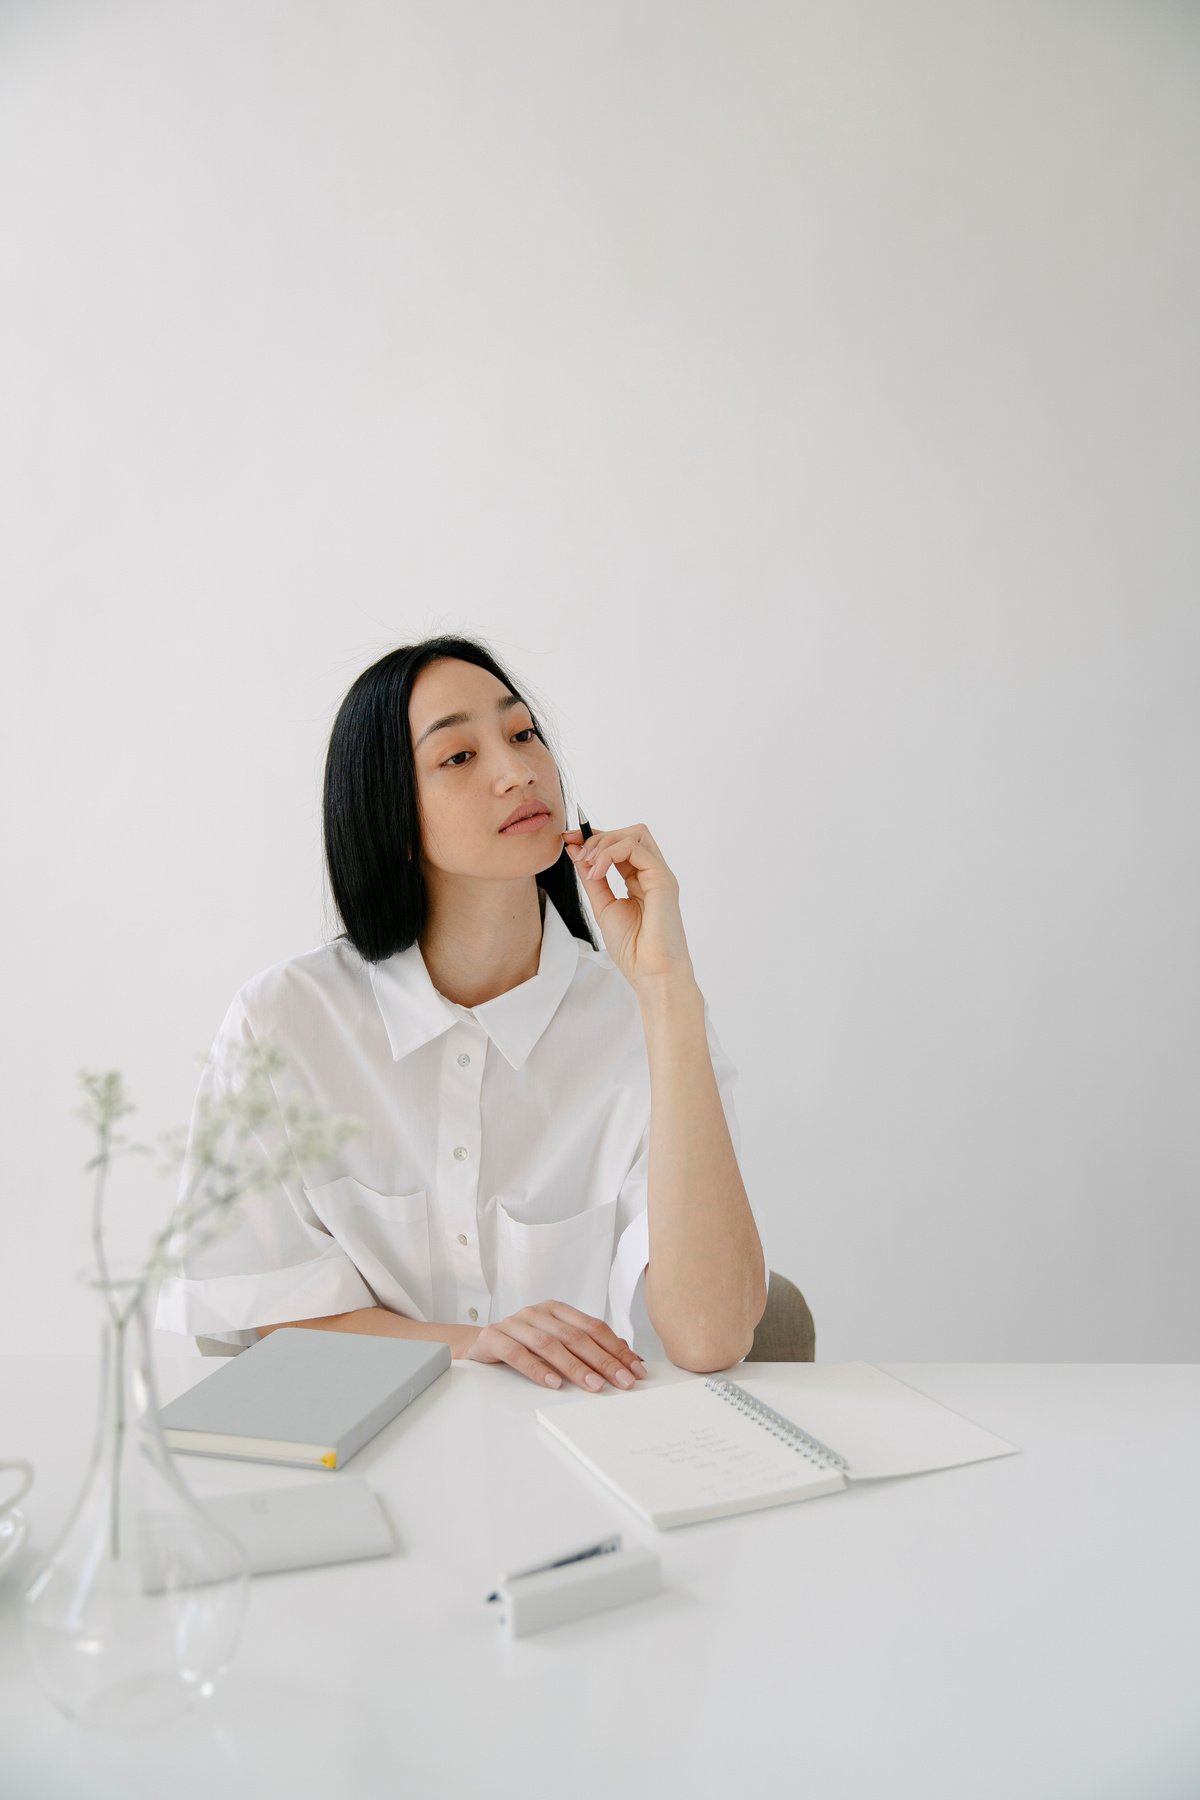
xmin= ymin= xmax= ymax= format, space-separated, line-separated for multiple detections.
xmin=485 ymin=1533 xmax=662 ymax=1638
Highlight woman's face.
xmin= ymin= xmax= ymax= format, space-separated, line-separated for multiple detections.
xmin=408 ymin=658 xmax=565 ymax=877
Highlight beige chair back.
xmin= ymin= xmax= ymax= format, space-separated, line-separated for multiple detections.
xmin=743 ymin=1271 xmax=816 ymax=1362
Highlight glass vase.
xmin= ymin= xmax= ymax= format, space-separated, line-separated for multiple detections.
xmin=21 ymin=1266 xmax=251 ymax=1732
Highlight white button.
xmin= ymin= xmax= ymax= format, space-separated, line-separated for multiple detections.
xmin=457 ymin=1233 xmax=468 ymax=1246
xmin=453 ymin=1146 xmax=469 ymax=1161
xmin=457 ymin=1053 xmax=471 ymax=1067
xmin=468 ymin=1307 xmax=478 ymax=1322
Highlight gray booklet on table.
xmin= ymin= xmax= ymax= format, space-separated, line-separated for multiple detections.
xmin=157 ymin=1327 xmax=450 ymax=1471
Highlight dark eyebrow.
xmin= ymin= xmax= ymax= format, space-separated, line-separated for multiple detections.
xmin=414 ymin=692 xmax=525 ymax=749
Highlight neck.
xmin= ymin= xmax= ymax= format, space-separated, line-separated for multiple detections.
xmin=419 ymin=881 xmax=546 ymax=1009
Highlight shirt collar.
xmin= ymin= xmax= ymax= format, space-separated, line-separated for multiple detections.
xmin=368 ymin=892 xmax=583 ymax=1071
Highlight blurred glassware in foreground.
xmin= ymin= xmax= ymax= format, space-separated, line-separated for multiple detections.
xmin=19 ymin=1041 xmax=363 ymax=1732
xmin=21 ymin=1266 xmax=250 ymax=1732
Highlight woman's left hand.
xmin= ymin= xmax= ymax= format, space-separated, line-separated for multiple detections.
xmin=562 ymin=823 xmax=695 ymax=992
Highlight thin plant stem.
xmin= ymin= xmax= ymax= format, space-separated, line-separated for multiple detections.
xmin=108 ymin=1318 xmax=126 ymax=1560
xmin=89 ymin=1117 xmax=121 ymax=1335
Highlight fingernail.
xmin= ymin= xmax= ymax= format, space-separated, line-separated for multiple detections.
xmin=632 ymin=1359 xmax=648 ymax=1376
xmin=545 ymin=1372 xmax=561 ymax=1387
xmin=585 ymin=1373 xmax=602 ymax=1390
xmin=613 ymin=1368 xmax=634 ymax=1388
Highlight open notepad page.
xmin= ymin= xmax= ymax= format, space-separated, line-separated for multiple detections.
xmin=537 ymin=1381 xmax=846 ymax=1528
xmin=730 ymin=1362 xmax=1022 ymax=1480
xmin=535 ymin=1362 xmax=1021 ymax=1531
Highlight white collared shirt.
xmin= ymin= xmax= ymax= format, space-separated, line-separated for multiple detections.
xmin=155 ymin=893 xmax=768 ymax=1356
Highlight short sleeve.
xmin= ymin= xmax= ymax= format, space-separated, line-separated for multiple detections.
xmin=605 ymin=995 xmax=769 ymax=1355
xmin=153 ymin=992 xmax=375 ymax=1349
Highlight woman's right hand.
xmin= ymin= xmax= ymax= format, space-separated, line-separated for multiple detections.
xmin=461 ymin=1300 xmax=648 ymax=1391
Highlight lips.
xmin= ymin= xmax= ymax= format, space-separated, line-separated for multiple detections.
xmin=499 ymin=803 xmax=551 ymax=832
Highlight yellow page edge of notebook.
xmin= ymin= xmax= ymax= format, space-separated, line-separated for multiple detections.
xmin=162 ymin=1429 xmax=339 ymax=1469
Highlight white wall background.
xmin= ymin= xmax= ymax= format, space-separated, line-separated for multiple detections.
xmin=2 ymin=0 xmax=1196 ymax=1362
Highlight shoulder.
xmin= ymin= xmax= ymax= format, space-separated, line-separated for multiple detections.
xmin=569 ymin=932 xmax=637 ymax=1014
xmin=227 ymin=937 xmax=367 ymax=1037
xmin=571 ymin=938 xmax=736 ymax=1075
xmin=569 ymin=932 xmax=717 ymax=1023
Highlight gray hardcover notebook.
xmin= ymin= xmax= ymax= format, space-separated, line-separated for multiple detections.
xmin=157 ymin=1328 xmax=451 ymax=1471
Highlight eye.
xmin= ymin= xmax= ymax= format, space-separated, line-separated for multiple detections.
xmin=442 ymin=727 xmax=539 ymax=768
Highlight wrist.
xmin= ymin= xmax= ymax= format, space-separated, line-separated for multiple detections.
xmin=635 ymin=969 xmax=703 ymax=1018
xmin=452 ymin=1325 xmax=483 ymax=1360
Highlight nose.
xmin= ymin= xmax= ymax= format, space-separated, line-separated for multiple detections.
xmin=494 ymin=754 xmax=542 ymax=799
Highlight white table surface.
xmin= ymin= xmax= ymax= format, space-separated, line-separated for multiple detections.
xmin=1 ymin=1353 xmax=1198 ymax=1800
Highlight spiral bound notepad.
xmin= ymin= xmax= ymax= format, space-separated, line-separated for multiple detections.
xmin=535 ymin=1361 xmax=1021 ymax=1530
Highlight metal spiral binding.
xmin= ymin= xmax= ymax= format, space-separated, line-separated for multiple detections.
xmin=703 ymin=1376 xmax=849 ymax=1472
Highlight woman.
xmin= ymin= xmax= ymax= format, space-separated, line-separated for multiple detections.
xmin=156 ymin=635 xmax=769 ymax=1389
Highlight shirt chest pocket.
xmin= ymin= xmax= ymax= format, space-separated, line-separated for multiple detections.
xmin=302 ymin=1176 xmax=433 ymax=1323
xmin=490 ymin=1195 xmax=621 ymax=1327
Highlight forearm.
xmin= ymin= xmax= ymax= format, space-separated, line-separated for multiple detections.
xmin=638 ymin=975 xmax=767 ymax=1371
xmin=258 ymin=1307 xmax=480 ymax=1360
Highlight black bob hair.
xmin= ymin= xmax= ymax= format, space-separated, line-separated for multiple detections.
xmin=323 ymin=634 xmax=600 ymax=964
